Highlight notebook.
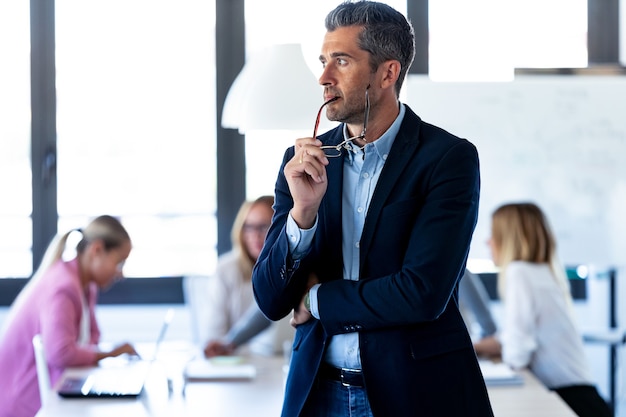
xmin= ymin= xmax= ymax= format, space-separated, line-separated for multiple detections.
xmin=183 ymin=356 xmax=257 ymax=382
xmin=56 ymin=308 xmax=174 ymax=398
xmin=479 ymin=360 xmax=524 ymax=386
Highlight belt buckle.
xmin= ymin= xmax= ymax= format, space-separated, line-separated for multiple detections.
xmin=340 ymin=367 xmax=361 ymax=387
xmin=340 ymin=371 xmax=350 ymax=387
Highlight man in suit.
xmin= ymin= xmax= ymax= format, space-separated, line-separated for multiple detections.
xmin=252 ymin=2 xmax=494 ymax=416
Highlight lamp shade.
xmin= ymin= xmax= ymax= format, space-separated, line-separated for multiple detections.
xmin=221 ymin=43 xmax=323 ymax=133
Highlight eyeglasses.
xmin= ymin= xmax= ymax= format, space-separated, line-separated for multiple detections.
xmin=315 ymin=88 xmax=370 ymax=158
xmin=243 ymin=223 xmax=271 ymax=235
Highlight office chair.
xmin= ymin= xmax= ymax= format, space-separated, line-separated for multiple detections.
xmin=182 ymin=275 xmax=212 ymax=345
xmin=32 ymin=334 xmax=51 ymax=406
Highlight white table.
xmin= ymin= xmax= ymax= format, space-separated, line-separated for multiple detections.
xmin=38 ymin=347 xmax=284 ymax=417
xmin=37 ymin=343 xmax=575 ymax=417
xmin=487 ymin=371 xmax=576 ymax=416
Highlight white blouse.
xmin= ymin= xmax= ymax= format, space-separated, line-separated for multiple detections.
xmin=204 ymin=250 xmax=255 ymax=342
xmin=501 ymin=261 xmax=592 ymax=389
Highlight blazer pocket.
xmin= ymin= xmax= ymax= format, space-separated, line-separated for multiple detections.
xmin=408 ymin=328 xmax=470 ymax=360
xmin=380 ymin=197 xmax=422 ymax=219
xmin=291 ymin=319 xmax=319 ymax=352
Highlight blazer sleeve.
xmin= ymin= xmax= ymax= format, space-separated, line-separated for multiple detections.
xmin=316 ymin=124 xmax=481 ymax=335
xmin=252 ymin=145 xmax=320 ymax=321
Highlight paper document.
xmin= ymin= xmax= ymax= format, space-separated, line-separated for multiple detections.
xmin=479 ymin=360 xmax=524 ymax=386
xmin=184 ymin=357 xmax=257 ymax=381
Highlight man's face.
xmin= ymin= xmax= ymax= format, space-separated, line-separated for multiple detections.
xmin=318 ymin=25 xmax=372 ymax=126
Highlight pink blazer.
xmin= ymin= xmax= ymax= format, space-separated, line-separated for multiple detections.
xmin=0 ymin=258 xmax=100 ymax=417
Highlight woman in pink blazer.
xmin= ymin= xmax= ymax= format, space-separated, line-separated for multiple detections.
xmin=0 ymin=215 xmax=137 ymax=417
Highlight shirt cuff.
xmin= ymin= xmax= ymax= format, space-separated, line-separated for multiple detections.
xmin=309 ymin=283 xmax=321 ymax=319
xmin=286 ymin=211 xmax=317 ymax=259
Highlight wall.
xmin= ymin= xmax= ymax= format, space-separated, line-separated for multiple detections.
xmin=406 ymin=74 xmax=626 ymax=268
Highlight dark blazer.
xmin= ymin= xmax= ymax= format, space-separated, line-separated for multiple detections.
xmin=253 ymin=105 xmax=494 ymax=417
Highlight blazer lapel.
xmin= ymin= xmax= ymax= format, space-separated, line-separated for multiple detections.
xmin=319 ymin=128 xmax=345 ymax=271
xmin=359 ymin=110 xmax=422 ymax=268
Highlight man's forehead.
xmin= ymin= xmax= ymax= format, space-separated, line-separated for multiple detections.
xmin=320 ymin=27 xmax=364 ymax=56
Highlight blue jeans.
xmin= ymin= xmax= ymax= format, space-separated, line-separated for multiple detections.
xmin=300 ymin=378 xmax=374 ymax=417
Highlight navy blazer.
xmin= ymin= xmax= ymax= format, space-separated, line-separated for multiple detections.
xmin=253 ymin=105 xmax=493 ymax=417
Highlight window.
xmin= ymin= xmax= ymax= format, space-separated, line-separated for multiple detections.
xmin=0 ymin=1 xmax=32 ymax=278
xmin=429 ymin=0 xmax=587 ymax=81
xmin=0 ymin=0 xmax=600 ymax=281
xmin=55 ymin=0 xmax=217 ymax=277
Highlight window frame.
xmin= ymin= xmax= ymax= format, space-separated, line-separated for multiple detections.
xmin=0 ymin=0 xmax=620 ymax=306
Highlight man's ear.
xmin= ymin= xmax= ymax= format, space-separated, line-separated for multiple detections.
xmin=378 ymin=59 xmax=401 ymax=90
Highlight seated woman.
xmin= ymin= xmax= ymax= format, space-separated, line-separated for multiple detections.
xmin=203 ymin=195 xmax=290 ymax=357
xmin=481 ymin=202 xmax=611 ymax=417
xmin=0 ymin=215 xmax=138 ymax=417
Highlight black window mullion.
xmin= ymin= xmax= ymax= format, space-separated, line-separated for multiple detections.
xmin=588 ymin=0 xmax=620 ymax=64
xmin=215 ymin=0 xmax=246 ymax=255
xmin=30 ymin=0 xmax=58 ymax=273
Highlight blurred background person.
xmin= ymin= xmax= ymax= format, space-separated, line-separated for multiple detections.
xmin=482 ymin=202 xmax=611 ymax=417
xmin=0 ymin=215 xmax=138 ymax=417
xmin=203 ymin=195 xmax=292 ymax=358
xmin=203 ymin=301 xmax=271 ymax=357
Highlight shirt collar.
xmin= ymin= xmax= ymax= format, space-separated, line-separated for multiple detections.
xmin=342 ymin=102 xmax=406 ymax=164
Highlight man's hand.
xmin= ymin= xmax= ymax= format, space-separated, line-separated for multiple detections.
xmin=290 ymin=294 xmax=313 ymax=328
xmin=290 ymin=273 xmax=320 ymax=328
xmin=284 ymin=138 xmax=329 ymax=229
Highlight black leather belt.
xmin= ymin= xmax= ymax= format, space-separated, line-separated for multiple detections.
xmin=318 ymin=362 xmax=365 ymax=387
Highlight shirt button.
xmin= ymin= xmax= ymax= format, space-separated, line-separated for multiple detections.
xmin=362 ymin=172 xmax=369 ymax=179
xmin=289 ymin=235 xmax=297 ymax=242
xmin=357 ymin=207 xmax=363 ymax=213
xmin=355 ymin=242 xmax=360 ymax=248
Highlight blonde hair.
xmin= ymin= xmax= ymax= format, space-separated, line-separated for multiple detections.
xmin=491 ymin=202 xmax=570 ymax=304
xmin=33 ymin=215 xmax=130 ymax=282
xmin=1 ymin=215 xmax=130 ymax=337
xmin=231 ymin=195 xmax=274 ymax=280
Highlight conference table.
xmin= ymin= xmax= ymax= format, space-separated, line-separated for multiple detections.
xmin=37 ymin=342 xmax=576 ymax=417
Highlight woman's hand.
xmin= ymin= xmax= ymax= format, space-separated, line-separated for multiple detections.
xmin=96 ymin=342 xmax=140 ymax=362
xmin=204 ymin=340 xmax=236 ymax=358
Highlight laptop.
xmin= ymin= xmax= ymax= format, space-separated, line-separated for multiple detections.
xmin=57 ymin=308 xmax=174 ymax=398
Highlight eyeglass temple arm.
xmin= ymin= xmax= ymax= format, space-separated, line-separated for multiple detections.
xmin=314 ymin=97 xmax=339 ymax=139
xmin=361 ymin=86 xmax=370 ymax=137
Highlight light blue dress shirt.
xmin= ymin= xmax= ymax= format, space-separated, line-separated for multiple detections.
xmin=286 ymin=104 xmax=406 ymax=369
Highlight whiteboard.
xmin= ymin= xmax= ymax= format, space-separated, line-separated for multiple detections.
xmin=406 ymin=75 xmax=626 ymax=267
